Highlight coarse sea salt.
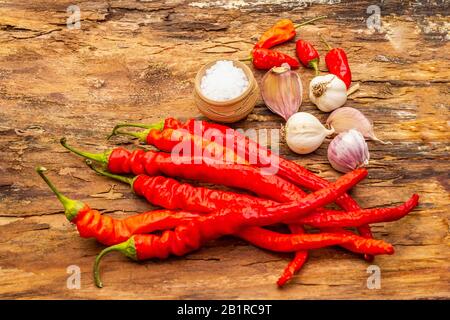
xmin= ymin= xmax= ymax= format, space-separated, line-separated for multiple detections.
xmin=200 ymin=60 xmax=249 ymax=101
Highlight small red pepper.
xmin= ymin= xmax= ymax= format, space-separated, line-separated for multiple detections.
xmin=255 ymin=16 xmax=327 ymax=49
xmin=249 ymin=47 xmax=300 ymax=70
xmin=296 ymin=39 xmax=320 ymax=75
xmin=320 ymin=34 xmax=352 ymax=88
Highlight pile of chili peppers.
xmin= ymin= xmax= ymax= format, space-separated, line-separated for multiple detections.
xmin=36 ymin=117 xmax=419 ymax=288
xmin=245 ymin=16 xmax=352 ymax=88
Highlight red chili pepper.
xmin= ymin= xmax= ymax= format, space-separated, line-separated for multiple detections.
xmin=60 ymin=138 xmax=305 ymax=203
xmin=107 ymin=119 xmax=375 ymax=261
xmin=92 ymin=168 xmax=372 ymax=287
xmin=237 ymin=227 xmax=393 ymax=255
xmin=320 ymin=34 xmax=352 ymax=88
xmin=296 ymin=39 xmax=320 ymax=75
xmin=277 ymin=224 xmax=308 ymax=287
xmin=296 ymin=194 xmax=419 ymax=228
xmin=255 ymin=16 xmax=327 ymax=49
xmin=249 ymin=47 xmax=300 ymax=70
xmin=86 ymin=160 xmax=279 ymax=213
xmin=94 ymin=229 xmax=392 ymax=287
xmin=35 ymin=166 xmax=199 ymax=246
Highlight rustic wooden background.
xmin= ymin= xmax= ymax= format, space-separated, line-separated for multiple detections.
xmin=0 ymin=0 xmax=449 ymax=299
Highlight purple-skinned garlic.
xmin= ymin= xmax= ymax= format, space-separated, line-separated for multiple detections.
xmin=327 ymin=129 xmax=370 ymax=173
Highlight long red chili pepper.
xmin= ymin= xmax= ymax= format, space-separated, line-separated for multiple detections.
xmin=277 ymin=224 xmax=308 ymax=287
xmin=249 ymin=47 xmax=300 ymax=70
xmin=35 ymin=166 xmax=199 ymax=246
xmin=60 ymin=138 xmax=305 ymax=204
xmin=87 ymin=163 xmax=419 ymax=235
xmin=320 ymin=34 xmax=352 ymax=88
xmin=237 ymin=227 xmax=393 ymax=255
xmin=106 ymin=118 xmax=375 ymax=260
xmin=296 ymin=39 xmax=320 ymax=75
xmin=254 ymin=16 xmax=327 ymax=49
xmin=296 ymin=194 xmax=419 ymax=228
xmin=86 ymin=160 xmax=278 ymax=213
xmin=92 ymin=168 xmax=376 ymax=287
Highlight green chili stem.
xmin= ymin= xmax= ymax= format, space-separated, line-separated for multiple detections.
xmin=310 ymin=60 xmax=320 ymax=76
xmin=36 ymin=166 xmax=71 ymax=206
xmin=294 ymin=15 xmax=327 ymax=29
xmin=86 ymin=159 xmax=134 ymax=186
xmin=35 ymin=166 xmax=84 ymax=221
xmin=60 ymin=137 xmax=108 ymax=164
xmin=239 ymin=56 xmax=253 ymax=62
xmin=319 ymin=33 xmax=333 ymax=50
xmin=107 ymin=121 xmax=165 ymax=140
xmin=94 ymin=237 xmax=137 ymax=288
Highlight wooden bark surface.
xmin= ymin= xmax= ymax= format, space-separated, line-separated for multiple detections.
xmin=0 ymin=0 xmax=449 ymax=299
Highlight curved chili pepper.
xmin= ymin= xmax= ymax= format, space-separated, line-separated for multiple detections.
xmin=255 ymin=16 xmax=327 ymax=49
xmin=92 ymin=167 xmax=371 ymax=287
xmin=296 ymin=194 xmax=419 ymax=228
xmin=60 ymin=138 xmax=305 ymax=203
xmin=320 ymin=34 xmax=352 ymax=88
xmin=249 ymin=47 xmax=300 ymax=70
xmin=296 ymin=39 xmax=320 ymax=75
xmin=105 ymin=119 xmax=374 ymax=260
xmin=277 ymin=225 xmax=308 ymax=287
xmin=35 ymin=166 xmax=199 ymax=246
xmin=237 ymin=227 xmax=393 ymax=255
xmin=95 ymin=227 xmax=392 ymax=287
xmin=86 ymin=160 xmax=278 ymax=213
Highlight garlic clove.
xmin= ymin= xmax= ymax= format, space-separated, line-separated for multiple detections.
xmin=327 ymin=129 xmax=370 ymax=173
xmin=261 ymin=63 xmax=302 ymax=121
xmin=309 ymin=74 xmax=347 ymax=112
xmin=326 ymin=107 xmax=392 ymax=144
xmin=285 ymin=112 xmax=334 ymax=155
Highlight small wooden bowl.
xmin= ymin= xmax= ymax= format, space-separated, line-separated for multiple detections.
xmin=194 ymin=60 xmax=259 ymax=123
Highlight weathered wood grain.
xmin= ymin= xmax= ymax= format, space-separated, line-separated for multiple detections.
xmin=0 ymin=0 xmax=449 ymax=299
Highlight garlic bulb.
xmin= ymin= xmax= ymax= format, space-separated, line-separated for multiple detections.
xmin=326 ymin=107 xmax=391 ymax=144
xmin=327 ymin=129 xmax=370 ymax=173
xmin=285 ymin=112 xmax=334 ymax=154
xmin=309 ymin=74 xmax=347 ymax=112
xmin=261 ymin=63 xmax=302 ymax=121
